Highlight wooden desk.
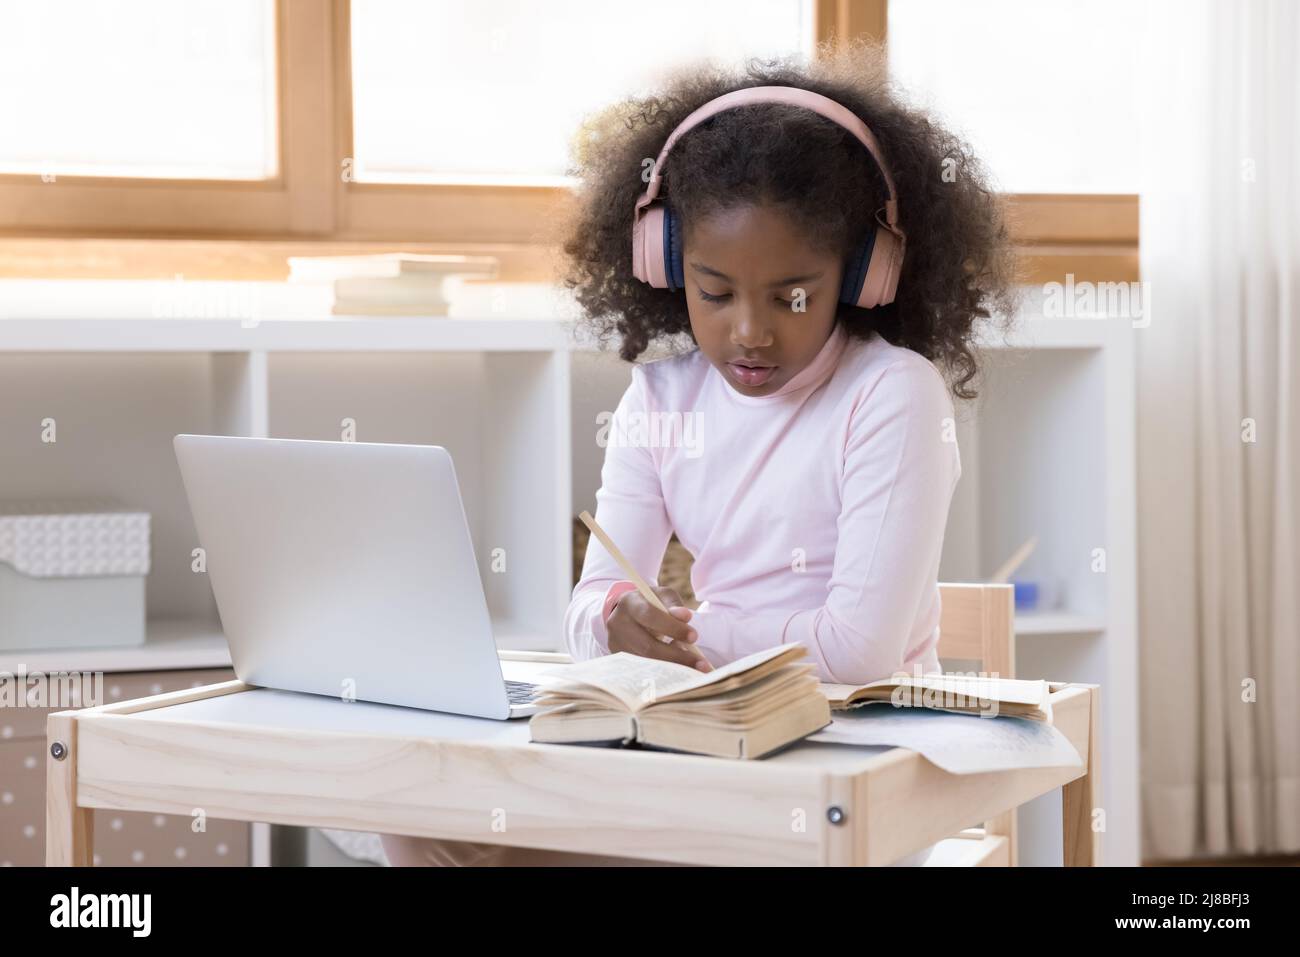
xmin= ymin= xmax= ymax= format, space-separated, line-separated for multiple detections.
xmin=46 ymin=660 xmax=1101 ymax=867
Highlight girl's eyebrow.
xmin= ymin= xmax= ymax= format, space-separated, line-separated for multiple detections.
xmin=689 ymin=261 xmax=825 ymax=286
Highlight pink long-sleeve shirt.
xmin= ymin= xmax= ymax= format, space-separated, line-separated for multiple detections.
xmin=564 ymin=321 xmax=961 ymax=685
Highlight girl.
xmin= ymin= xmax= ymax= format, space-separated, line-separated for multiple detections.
xmin=382 ymin=41 xmax=1017 ymax=867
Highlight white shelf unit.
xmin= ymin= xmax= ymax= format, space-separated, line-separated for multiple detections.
xmin=942 ymin=316 xmax=1138 ymax=866
xmin=569 ymin=315 xmax=1139 ymax=867
xmin=0 ymin=316 xmax=574 ymax=667
xmin=0 ymin=619 xmax=229 ymax=677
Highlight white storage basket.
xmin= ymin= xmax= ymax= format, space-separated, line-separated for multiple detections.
xmin=0 ymin=502 xmax=149 ymax=652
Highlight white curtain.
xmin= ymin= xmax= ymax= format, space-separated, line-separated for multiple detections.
xmin=1137 ymin=0 xmax=1300 ymax=860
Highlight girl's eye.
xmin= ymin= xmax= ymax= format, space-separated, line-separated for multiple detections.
xmin=697 ymin=290 xmax=808 ymax=307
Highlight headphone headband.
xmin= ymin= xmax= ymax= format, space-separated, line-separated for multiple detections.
xmin=634 ymin=85 xmax=901 ymax=228
xmin=630 ymin=84 xmax=907 ymax=308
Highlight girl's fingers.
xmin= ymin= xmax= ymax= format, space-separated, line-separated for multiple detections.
xmin=635 ymin=626 xmax=712 ymax=671
xmin=654 ymin=586 xmax=685 ymax=608
xmin=628 ymin=599 xmax=696 ymax=644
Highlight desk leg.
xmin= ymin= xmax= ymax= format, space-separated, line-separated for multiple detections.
xmin=1061 ymin=685 xmax=1101 ymax=866
xmin=46 ymin=712 xmax=93 ymax=867
xmin=985 ymin=809 xmax=1017 ymax=867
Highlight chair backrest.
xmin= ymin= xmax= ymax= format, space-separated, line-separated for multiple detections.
xmin=937 ymin=583 xmax=1015 ymax=679
xmin=936 ymin=582 xmax=1019 ymax=860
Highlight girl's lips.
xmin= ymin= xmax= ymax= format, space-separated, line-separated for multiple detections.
xmin=727 ymin=361 xmax=777 ymax=387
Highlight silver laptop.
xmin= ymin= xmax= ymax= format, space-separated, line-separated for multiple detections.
xmin=173 ymin=434 xmax=540 ymax=719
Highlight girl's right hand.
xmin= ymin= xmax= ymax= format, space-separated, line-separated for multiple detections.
xmin=606 ymin=586 xmax=714 ymax=672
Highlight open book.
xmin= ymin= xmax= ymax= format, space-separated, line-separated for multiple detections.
xmin=528 ymin=644 xmax=832 ymax=759
xmin=820 ymin=673 xmax=1054 ymax=723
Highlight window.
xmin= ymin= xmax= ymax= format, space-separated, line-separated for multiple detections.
xmin=0 ymin=0 xmax=278 ymax=180
xmin=0 ymin=0 xmax=1130 ymax=284
xmin=886 ymin=0 xmax=1143 ymax=193
xmin=348 ymin=0 xmax=815 ymax=185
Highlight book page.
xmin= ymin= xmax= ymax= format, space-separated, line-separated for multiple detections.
xmin=806 ymin=706 xmax=1082 ymax=775
xmin=821 ymin=674 xmax=1050 ymax=711
xmin=536 ymin=644 xmax=799 ymax=713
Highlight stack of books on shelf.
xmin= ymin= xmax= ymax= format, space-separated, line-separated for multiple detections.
xmin=287 ymin=253 xmax=498 ymax=317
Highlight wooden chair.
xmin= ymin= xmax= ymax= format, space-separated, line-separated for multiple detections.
xmin=921 ymin=582 xmax=1017 ymax=866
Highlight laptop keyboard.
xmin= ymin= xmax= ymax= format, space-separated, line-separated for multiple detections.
xmin=505 ymin=680 xmax=539 ymax=704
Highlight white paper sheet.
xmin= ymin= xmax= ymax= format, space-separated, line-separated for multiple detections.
xmin=806 ymin=704 xmax=1083 ymax=775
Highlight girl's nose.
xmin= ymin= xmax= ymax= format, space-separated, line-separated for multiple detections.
xmin=729 ymin=306 xmax=774 ymax=349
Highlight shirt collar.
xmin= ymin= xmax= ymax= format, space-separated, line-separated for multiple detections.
xmin=716 ymin=322 xmax=849 ymax=405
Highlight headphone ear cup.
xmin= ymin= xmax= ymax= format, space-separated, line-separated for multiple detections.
xmin=664 ymin=203 xmax=685 ymax=291
xmin=633 ymin=203 xmax=666 ymax=287
xmin=856 ymin=225 xmax=904 ymax=308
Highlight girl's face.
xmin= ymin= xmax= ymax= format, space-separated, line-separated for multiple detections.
xmin=683 ymin=203 xmax=842 ymax=397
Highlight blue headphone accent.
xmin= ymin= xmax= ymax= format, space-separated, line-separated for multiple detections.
xmin=662 ymin=200 xmax=874 ymax=305
xmin=838 ymin=227 xmax=876 ymax=305
xmin=664 ymin=204 xmax=686 ymax=291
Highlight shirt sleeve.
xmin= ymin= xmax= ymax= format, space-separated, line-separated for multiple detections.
xmin=563 ymin=365 xmax=674 ymax=660
xmin=688 ymin=358 xmax=961 ymax=684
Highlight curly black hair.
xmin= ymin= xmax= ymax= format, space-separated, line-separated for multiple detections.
xmin=554 ymin=39 xmax=1021 ymax=400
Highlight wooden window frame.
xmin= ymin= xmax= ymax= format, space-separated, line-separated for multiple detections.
xmin=0 ymin=0 xmax=1136 ymax=284
xmin=0 ymin=0 xmax=337 ymax=238
xmin=817 ymin=0 xmax=1138 ymax=283
xmin=328 ymin=1 xmax=564 ymax=246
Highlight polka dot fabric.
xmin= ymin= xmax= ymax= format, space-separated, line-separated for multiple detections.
xmin=0 ymin=667 xmax=249 ymax=867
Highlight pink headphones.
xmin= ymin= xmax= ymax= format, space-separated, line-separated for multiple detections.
xmin=630 ymin=85 xmax=906 ymax=309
